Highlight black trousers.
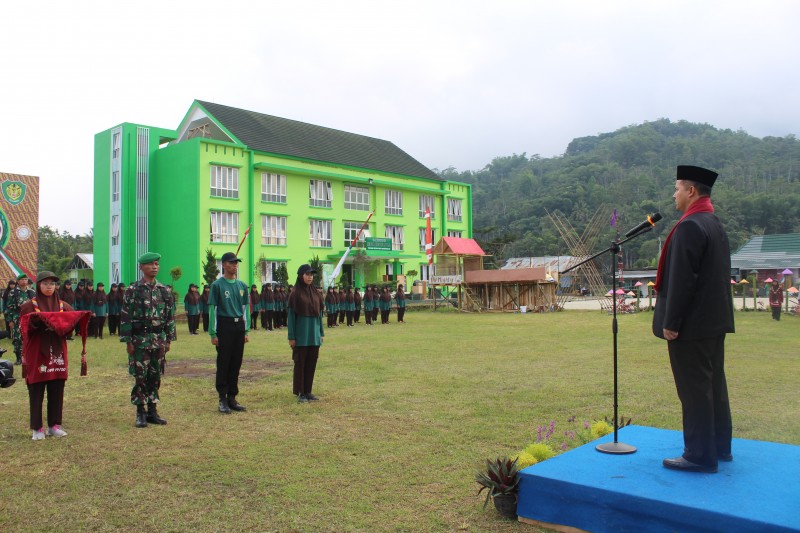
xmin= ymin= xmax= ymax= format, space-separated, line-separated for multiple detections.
xmin=668 ymin=334 xmax=732 ymax=467
xmin=397 ymin=307 xmax=406 ymax=322
xmin=202 ymin=313 xmax=210 ymax=332
xmin=327 ymin=312 xmax=336 ymax=328
xmin=215 ymin=318 xmax=246 ymax=400
xmin=372 ymin=308 xmax=379 ymax=322
xmin=292 ymin=345 xmax=319 ymax=396
xmin=338 ymin=309 xmax=346 ymax=323
xmin=260 ymin=310 xmax=267 ymax=329
xmin=354 ymin=309 xmax=361 ymax=322
xmin=28 ymin=379 xmax=65 ymax=430
xmin=365 ymin=308 xmax=372 ymax=324
xmin=94 ymin=317 xmax=106 ymax=338
xmin=108 ymin=314 xmax=120 ymax=335
xmin=771 ymin=306 xmax=781 ymax=320
xmin=251 ymin=312 xmax=259 ymax=329
xmin=346 ymin=311 xmax=353 ymax=326
xmin=187 ymin=314 xmax=200 ymax=334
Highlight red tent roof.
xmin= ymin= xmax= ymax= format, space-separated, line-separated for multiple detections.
xmin=434 ymin=237 xmax=486 ymax=256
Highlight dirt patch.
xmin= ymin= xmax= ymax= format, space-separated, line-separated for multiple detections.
xmin=166 ymin=358 xmax=290 ymax=382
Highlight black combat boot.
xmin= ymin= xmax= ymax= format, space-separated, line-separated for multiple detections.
xmin=146 ymin=403 xmax=167 ymax=425
xmin=135 ymin=405 xmax=148 ymax=428
xmin=228 ymin=396 xmax=246 ymax=412
xmin=218 ymin=397 xmax=231 ymax=414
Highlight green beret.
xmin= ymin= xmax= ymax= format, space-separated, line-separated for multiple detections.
xmin=138 ymin=252 xmax=161 ymax=264
xmin=17 ymin=273 xmax=29 ymax=280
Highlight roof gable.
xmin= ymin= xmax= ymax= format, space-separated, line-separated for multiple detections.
xmin=731 ymin=233 xmax=800 ymax=269
xmin=433 ymin=237 xmax=486 ymax=256
xmin=192 ymin=100 xmax=440 ymax=181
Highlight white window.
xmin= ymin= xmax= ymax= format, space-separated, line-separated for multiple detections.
xmin=385 ymin=264 xmax=404 ymax=276
xmin=419 ymin=195 xmax=436 ymax=218
xmin=420 ymin=263 xmax=435 ymax=281
xmin=261 ymin=173 xmax=287 ymax=203
xmin=419 ymin=228 xmax=437 ymax=252
xmin=344 ymin=184 xmax=370 ymax=210
xmin=210 ymin=211 xmax=239 ymax=243
xmin=261 ymin=260 xmax=287 ymax=284
xmin=385 ymin=225 xmax=404 ymax=251
xmin=344 ymin=222 xmax=369 ymax=248
xmin=111 ymin=262 xmax=121 ymax=284
xmin=112 ymin=132 xmax=121 ymax=159
xmin=385 ymin=190 xmax=403 ymax=215
xmin=309 ymin=180 xmax=332 ymax=208
xmin=111 ymin=215 xmax=120 ymax=246
xmin=262 ymin=215 xmax=287 ymax=245
xmin=447 ymin=198 xmax=462 ymax=222
xmin=447 ymin=230 xmax=462 ymax=238
xmin=215 ymin=260 xmax=224 ymax=279
xmin=310 ymin=219 xmax=332 ymax=247
xmin=112 ymin=171 xmax=120 ymax=202
xmin=211 ymin=166 xmax=239 ymax=199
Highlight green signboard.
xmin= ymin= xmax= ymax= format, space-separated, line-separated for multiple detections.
xmin=366 ymin=237 xmax=392 ymax=251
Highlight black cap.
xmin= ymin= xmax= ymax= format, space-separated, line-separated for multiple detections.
xmin=297 ymin=264 xmax=316 ymax=276
xmin=677 ymin=165 xmax=718 ymax=188
xmin=220 ymin=252 xmax=242 ymax=263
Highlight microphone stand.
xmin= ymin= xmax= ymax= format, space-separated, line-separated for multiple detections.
xmin=561 ymin=226 xmax=653 ymax=454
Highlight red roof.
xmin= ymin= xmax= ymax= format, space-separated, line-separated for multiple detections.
xmin=435 ymin=237 xmax=486 ymax=256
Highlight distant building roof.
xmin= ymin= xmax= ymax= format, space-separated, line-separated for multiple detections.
xmin=434 ymin=237 xmax=486 ymax=256
xmin=731 ymin=234 xmax=800 ymax=270
xmin=192 ymin=100 xmax=441 ymax=181
xmin=67 ymin=253 xmax=93 ymax=271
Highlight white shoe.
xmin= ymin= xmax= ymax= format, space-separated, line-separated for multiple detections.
xmin=32 ymin=428 xmax=46 ymax=440
xmin=47 ymin=425 xmax=68 ymax=437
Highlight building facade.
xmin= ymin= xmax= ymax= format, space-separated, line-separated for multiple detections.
xmin=94 ymin=101 xmax=472 ymax=294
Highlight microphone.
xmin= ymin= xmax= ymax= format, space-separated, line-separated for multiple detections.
xmin=625 ymin=213 xmax=662 ymax=237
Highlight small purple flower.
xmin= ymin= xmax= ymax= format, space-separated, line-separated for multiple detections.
xmin=561 ymin=442 xmax=568 ymax=451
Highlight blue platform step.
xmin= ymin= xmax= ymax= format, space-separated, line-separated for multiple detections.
xmin=517 ymin=425 xmax=800 ymax=532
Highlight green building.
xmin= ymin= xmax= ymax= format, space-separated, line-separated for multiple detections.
xmin=93 ymin=100 xmax=472 ymax=294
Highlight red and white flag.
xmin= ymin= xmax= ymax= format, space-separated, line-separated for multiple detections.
xmin=425 ymin=208 xmax=433 ymax=266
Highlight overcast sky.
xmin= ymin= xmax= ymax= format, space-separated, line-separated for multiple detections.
xmin=2 ymin=0 xmax=798 ymax=235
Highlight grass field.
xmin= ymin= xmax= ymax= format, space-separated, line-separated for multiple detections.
xmin=1 ymin=310 xmax=797 ymax=532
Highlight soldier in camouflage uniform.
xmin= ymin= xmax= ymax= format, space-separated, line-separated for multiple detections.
xmin=120 ymin=252 xmax=176 ymax=428
xmin=5 ymin=273 xmax=35 ymax=365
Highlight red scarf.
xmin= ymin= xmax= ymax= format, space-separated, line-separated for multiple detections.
xmin=654 ymin=196 xmax=714 ymax=292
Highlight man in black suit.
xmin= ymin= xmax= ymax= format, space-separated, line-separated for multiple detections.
xmin=653 ymin=165 xmax=735 ymax=474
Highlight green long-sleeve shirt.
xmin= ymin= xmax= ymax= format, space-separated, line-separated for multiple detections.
xmin=288 ymin=308 xmax=324 ymax=347
xmin=208 ymin=277 xmax=250 ymax=338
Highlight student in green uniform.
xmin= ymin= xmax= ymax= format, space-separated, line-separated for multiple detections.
xmin=288 ymin=265 xmax=324 ymax=403
xmin=395 ymin=284 xmax=407 ymax=323
xmin=208 ymin=253 xmax=250 ymax=414
xmin=249 ymin=285 xmax=261 ymax=330
xmin=107 ymin=283 xmax=122 ymax=336
xmin=184 ymin=284 xmax=201 ymax=335
xmin=91 ymin=282 xmax=109 ymax=338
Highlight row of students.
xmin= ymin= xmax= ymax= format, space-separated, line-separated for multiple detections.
xmin=323 ymin=284 xmax=407 ymax=327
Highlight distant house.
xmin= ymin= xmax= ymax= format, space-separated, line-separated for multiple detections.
xmin=730 ymin=234 xmax=800 ymax=282
xmin=66 ymin=253 xmax=93 ymax=282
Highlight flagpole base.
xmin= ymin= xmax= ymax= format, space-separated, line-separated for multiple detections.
xmin=596 ymin=442 xmax=637 ymax=454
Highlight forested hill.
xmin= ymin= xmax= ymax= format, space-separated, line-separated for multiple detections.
xmin=438 ymin=119 xmax=800 ymax=269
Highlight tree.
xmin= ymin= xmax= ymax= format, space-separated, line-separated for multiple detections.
xmin=202 ymin=249 xmax=219 ymax=286
xmin=309 ymin=255 xmax=323 ymax=288
xmin=405 ymin=269 xmax=418 ymax=286
xmin=275 ymin=264 xmax=289 ymax=286
xmin=37 ymin=225 xmax=93 ymax=279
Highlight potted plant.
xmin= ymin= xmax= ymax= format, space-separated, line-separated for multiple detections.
xmin=475 ymin=456 xmax=520 ymax=519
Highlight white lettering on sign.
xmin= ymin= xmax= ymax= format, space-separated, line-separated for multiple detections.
xmin=430 ymin=275 xmax=462 ymax=284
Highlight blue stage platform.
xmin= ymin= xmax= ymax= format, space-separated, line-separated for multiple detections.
xmin=517 ymin=425 xmax=800 ymax=532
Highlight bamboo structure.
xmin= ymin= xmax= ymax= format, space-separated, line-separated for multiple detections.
xmin=547 ymin=206 xmax=612 ymax=312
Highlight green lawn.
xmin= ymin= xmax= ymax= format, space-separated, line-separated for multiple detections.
xmin=1 ymin=310 xmax=797 ymax=532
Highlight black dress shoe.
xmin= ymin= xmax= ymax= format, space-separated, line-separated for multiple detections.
xmin=662 ymin=457 xmax=717 ymax=473
xmin=718 ymin=453 xmax=733 ymax=462
xmin=298 ymin=394 xmax=309 ymax=403
xmin=305 ymin=393 xmax=320 ymax=401
xmin=218 ymin=399 xmax=232 ymax=414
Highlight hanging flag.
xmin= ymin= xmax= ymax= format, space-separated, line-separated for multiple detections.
xmin=329 ymin=210 xmax=375 ymax=285
xmin=236 ymin=223 xmax=252 ymax=256
xmin=610 ymin=209 xmax=618 ymax=228
xmin=425 ymin=207 xmax=433 ymax=266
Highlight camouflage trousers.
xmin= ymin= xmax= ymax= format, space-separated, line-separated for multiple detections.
xmin=128 ymin=347 xmax=165 ymax=405
xmin=11 ymin=325 xmax=23 ymax=356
